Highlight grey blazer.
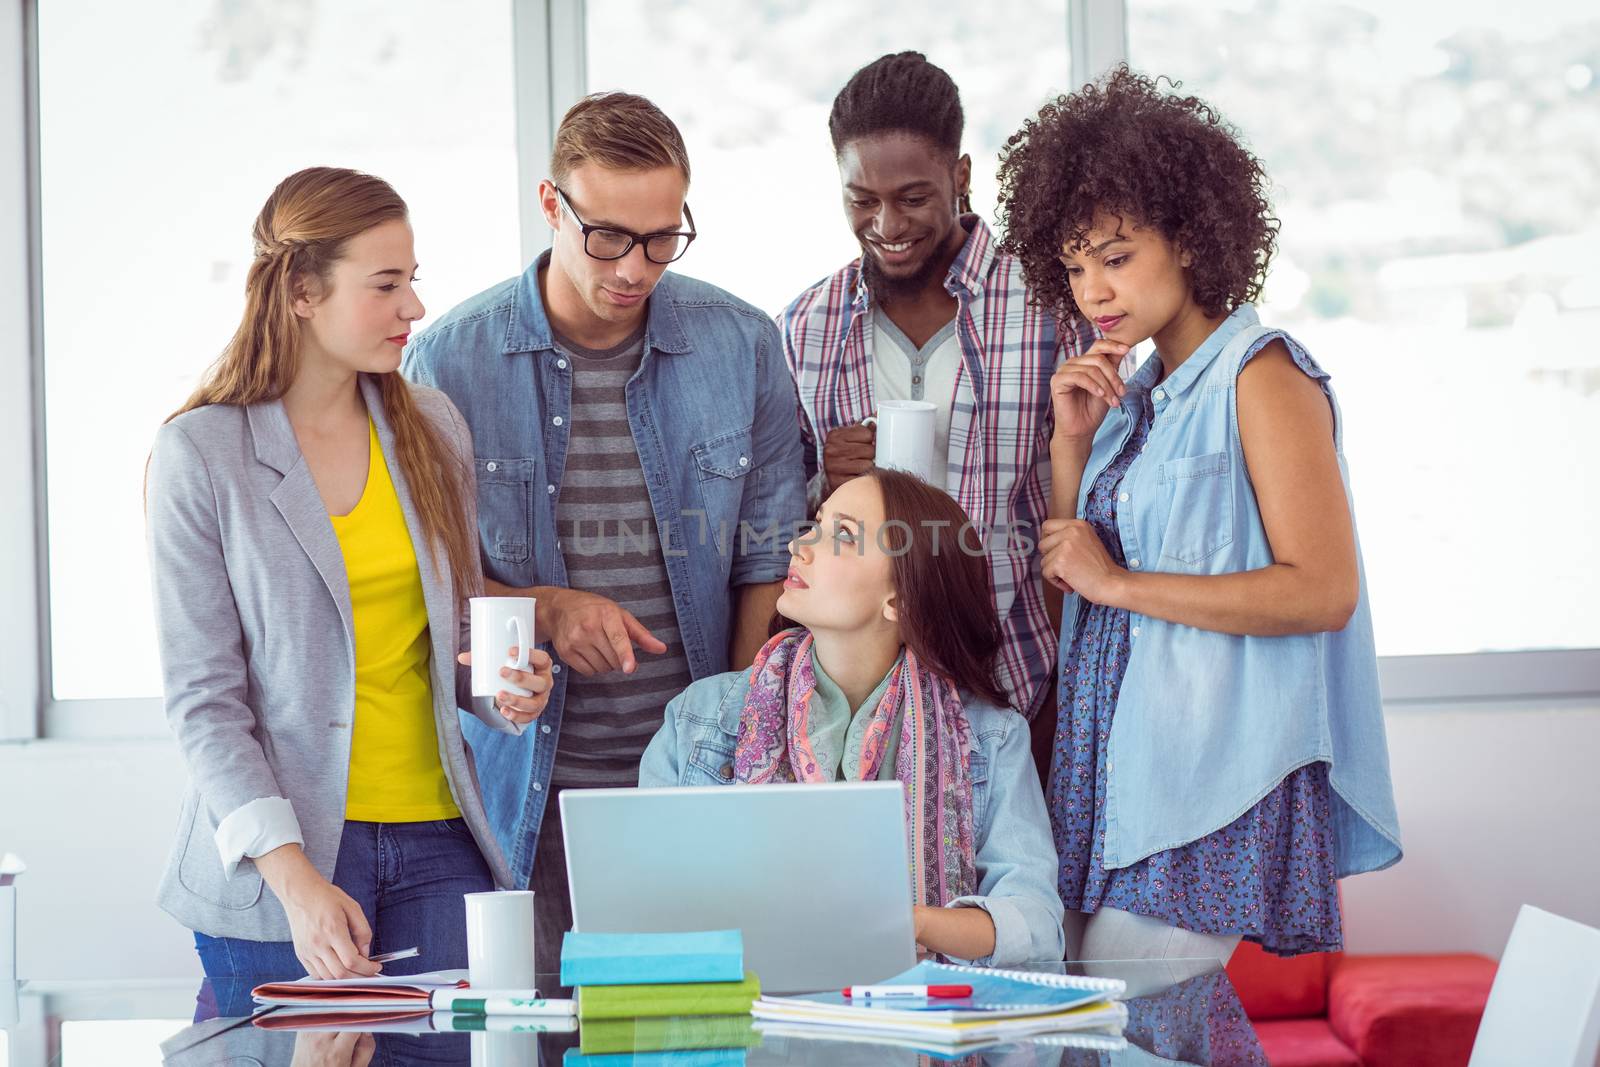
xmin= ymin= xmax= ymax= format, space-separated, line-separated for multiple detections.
xmin=146 ymin=374 xmax=517 ymax=941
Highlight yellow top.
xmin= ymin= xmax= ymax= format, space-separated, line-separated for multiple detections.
xmin=329 ymin=419 xmax=460 ymax=822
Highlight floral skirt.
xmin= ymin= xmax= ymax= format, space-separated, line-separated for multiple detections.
xmin=1049 ymin=598 xmax=1343 ymax=956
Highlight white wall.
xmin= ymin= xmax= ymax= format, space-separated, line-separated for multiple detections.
xmin=1342 ymin=699 xmax=1600 ymax=958
xmin=1 ymin=740 xmax=194 ymax=979
xmin=3 ymin=699 xmax=1598 ymax=979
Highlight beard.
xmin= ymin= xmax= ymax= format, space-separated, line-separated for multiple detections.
xmin=860 ymin=242 xmax=950 ymax=307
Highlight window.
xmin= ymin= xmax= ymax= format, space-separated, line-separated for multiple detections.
xmin=1130 ymin=0 xmax=1600 ymax=657
xmin=585 ymin=0 xmax=1073 ymax=316
xmin=19 ymin=0 xmax=1595 ymax=722
xmin=38 ymin=0 xmax=520 ymax=701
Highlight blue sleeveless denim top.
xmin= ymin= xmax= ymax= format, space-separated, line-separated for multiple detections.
xmin=1063 ymin=305 xmax=1402 ymax=877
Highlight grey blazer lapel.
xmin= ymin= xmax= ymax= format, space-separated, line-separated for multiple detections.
xmin=247 ymin=399 xmax=355 ymax=643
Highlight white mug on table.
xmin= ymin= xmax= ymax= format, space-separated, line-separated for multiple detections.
xmin=470 ymin=597 xmax=536 ymax=698
xmin=864 ymin=400 xmax=938 ymax=485
xmin=464 ymin=889 xmax=537 ymax=990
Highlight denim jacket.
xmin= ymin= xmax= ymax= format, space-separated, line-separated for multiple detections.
xmin=402 ymin=254 xmax=807 ymax=887
xmin=1065 ymin=306 xmax=1402 ymax=877
xmin=639 ymin=670 xmax=1068 ymax=967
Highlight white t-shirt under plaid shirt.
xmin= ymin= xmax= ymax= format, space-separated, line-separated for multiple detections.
xmin=778 ymin=216 xmax=1100 ymax=720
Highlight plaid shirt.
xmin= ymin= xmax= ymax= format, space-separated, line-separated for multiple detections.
xmin=779 ymin=217 xmax=1097 ymax=719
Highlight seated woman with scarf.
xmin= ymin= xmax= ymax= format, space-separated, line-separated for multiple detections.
xmin=639 ymin=468 xmax=1065 ymax=966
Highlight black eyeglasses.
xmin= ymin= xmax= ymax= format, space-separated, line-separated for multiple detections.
xmin=554 ymin=186 xmax=697 ymax=264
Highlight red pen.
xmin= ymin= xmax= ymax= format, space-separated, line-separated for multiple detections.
xmin=841 ymin=984 xmax=973 ymax=998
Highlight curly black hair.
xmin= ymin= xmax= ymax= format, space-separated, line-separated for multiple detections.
xmin=996 ymin=66 xmax=1278 ymax=323
xmin=829 ymin=51 xmax=964 ymax=157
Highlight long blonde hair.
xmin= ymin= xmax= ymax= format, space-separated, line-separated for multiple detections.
xmin=169 ymin=166 xmax=478 ymax=597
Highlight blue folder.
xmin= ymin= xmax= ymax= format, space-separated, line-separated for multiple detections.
xmin=559 ymin=929 xmax=745 ymax=987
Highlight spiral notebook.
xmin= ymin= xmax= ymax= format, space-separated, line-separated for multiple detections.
xmin=758 ymin=961 xmax=1123 ymax=1019
xmin=751 ymin=961 xmax=1126 ymax=1040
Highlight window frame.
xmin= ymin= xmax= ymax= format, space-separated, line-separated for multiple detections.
xmin=1 ymin=0 xmax=45 ymax=744
xmin=4 ymin=0 xmax=1594 ymax=744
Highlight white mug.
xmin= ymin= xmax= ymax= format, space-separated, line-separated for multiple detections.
xmin=470 ymin=597 xmax=536 ymax=698
xmin=864 ymin=400 xmax=938 ymax=485
xmin=464 ymin=889 xmax=537 ymax=990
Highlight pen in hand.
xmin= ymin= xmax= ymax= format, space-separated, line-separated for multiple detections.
xmin=367 ymin=946 xmax=420 ymax=965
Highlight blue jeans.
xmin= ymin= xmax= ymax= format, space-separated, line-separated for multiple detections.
xmin=193 ymin=818 xmax=493 ymax=992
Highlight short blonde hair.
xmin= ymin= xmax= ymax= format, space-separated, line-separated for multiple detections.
xmin=551 ymin=92 xmax=691 ymax=185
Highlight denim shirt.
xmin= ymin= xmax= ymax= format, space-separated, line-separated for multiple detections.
xmin=402 ymin=254 xmax=807 ymax=887
xmin=1065 ymin=305 xmax=1402 ymax=877
xmin=639 ymin=670 xmax=1068 ymax=967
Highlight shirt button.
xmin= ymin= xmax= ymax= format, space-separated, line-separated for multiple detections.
xmin=719 ymin=762 xmax=734 ymax=780
xmin=1107 ymin=761 xmax=1115 ymax=774
xmin=1153 ymin=388 xmax=1166 ymax=401
xmin=540 ymin=724 xmax=551 ymax=734
xmin=1132 ymin=626 xmax=1141 ymax=638
xmin=532 ymin=782 xmax=542 ymax=792
xmin=912 ymin=375 xmax=922 ymax=385
xmin=546 ymin=484 xmax=556 ymax=494
xmin=551 ymin=664 xmax=561 ymax=674
xmin=738 ymin=456 xmax=749 ymax=467
xmin=1129 ymin=558 xmax=1141 ymax=569
xmin=556 ymin=358 xmax=568 ymax=369
xmin=1119 ymin=492 xmax=1130 ymax=503
xmin=552 ymin=416 xmax=564 ymax=426
xmin=485 ymin=461 xmax=498 ymax=472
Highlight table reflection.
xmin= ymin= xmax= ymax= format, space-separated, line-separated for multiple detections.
xmin=3 ymin=958 xmax=1268 ymax=1066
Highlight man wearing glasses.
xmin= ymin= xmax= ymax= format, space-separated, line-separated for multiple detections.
xmin=404 ymin=92 xmax=805 ymax=970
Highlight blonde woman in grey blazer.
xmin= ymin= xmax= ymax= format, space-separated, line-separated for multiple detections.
xmin=147 ymin=168 xmax=553 ymax=983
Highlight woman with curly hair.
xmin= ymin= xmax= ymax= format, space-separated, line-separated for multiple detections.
xmin=996 ymin=67 xmax=1401 ymax=960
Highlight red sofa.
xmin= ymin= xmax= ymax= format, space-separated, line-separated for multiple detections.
xmin=1225 ymin=942 xmax=1499 ymax=1067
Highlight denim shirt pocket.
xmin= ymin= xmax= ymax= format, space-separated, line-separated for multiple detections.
xmin=1156 ymin=451 xmax=1234 ymax=567
xmin=691 ymin=427 xmax=755 ymax=526
xmin=968 ymin=748 xmax=991 ymax=832
xmin=476 ymin=457 xmax=535 ymax=564
xmin=685 ymin=731 xmax=739 ymax=786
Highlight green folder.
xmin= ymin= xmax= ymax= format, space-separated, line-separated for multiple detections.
xmin=577 ymin=973 xmax=761 ymax=1021
xmin=578 ymin=1014 xmax=761 ymax=1055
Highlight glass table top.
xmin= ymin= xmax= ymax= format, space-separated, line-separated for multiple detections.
xmin=1 ymin=959 xmax=1268 ymax=1065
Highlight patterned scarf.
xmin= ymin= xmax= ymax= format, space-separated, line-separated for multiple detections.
xmin=732 ymin=627 xmax=977 ymax=906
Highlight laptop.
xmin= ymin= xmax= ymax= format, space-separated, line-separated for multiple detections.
xmin=561 ymin=781 xmax=917 ymax=993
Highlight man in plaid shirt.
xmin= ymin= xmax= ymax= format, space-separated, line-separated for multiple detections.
xmin=779 ymin=52 xmax=1099 ymax=725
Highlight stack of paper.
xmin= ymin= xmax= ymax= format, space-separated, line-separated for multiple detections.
xmin=751 ymin=961 xmax=1127 ymax=1050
